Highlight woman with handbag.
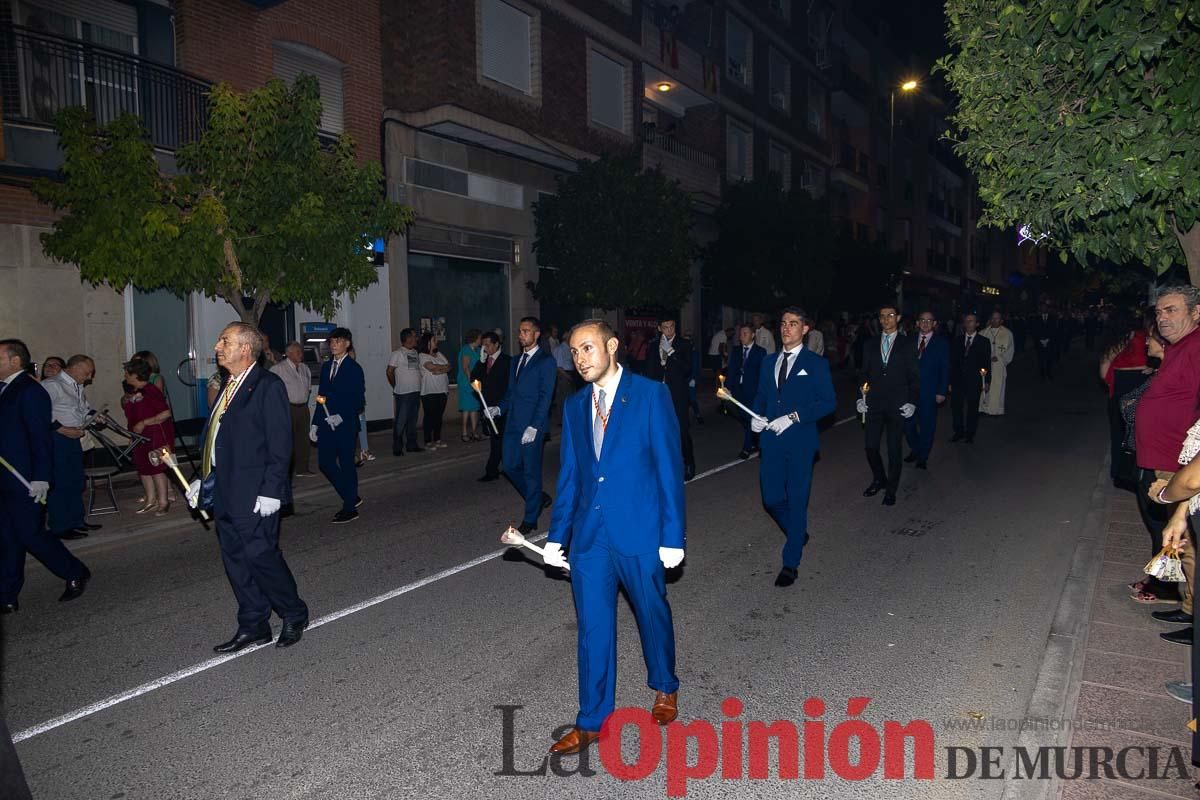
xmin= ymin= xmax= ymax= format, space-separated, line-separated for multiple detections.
xmin=121 ymin=357 xmax=177 ymax=516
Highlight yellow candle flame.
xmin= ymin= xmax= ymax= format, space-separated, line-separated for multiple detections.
xmin=470 ymin=379 xmax=482 ymax=392
xmin=717 ymin=374 xmax=727 ymax=390
xmin=861 ymin=382 xmax=870 ymax=393
xmin=979 ymin=368 xmax=986 ymax=376
xmin=316 ymin=395 xmax=327 ymax=405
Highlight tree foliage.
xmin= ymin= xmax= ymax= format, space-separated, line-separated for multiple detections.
xmin=34 ymin=77 xmax=414 ymax=324
xmin=531 ymin=155 xmax=693 ymax=311
xmin=702 ymin=178 xmax=835 ymax=314
xmin=939 ymin=1 xmax=1200 ymax=285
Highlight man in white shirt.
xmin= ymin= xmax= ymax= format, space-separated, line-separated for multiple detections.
xmin=752 ymin=313 xmax=776 ymax=354
xmin=386 ymin=328 xmax=423 ymax=455
xmin=270 ymin=342 xmax=313 ymax=477
xmin=41 ymin=354 xmax=101 ymax=539
xmin=707 ymin=327 xmax=727 ymax=373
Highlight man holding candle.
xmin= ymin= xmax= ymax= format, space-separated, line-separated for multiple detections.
xmin=646 ymin=315 xmax=696 ymax=481
xmin=949 ymin=313 xmax=991 ymax=444
xmin=749 ymin=308 xmax=836 ymax=587
xmin=903 ymin=311 xmax=950 ymax=469
xmin=313 ymin=328 xmax=365 ymax=525
xmin=725 ymin=324 xmax=766 ymax=459
xmin=857 ymin=304 xmax=920 ymax=506
xmin=471 ymin=332 xmax=510 ymax=482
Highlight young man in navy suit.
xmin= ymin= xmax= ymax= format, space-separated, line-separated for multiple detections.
xmin=487 ymin=317 xmax=556 ymax=534
xmin=726 ymin=323 xmax=766 ymax=459
xmin=904 ymin=311 xmax=950 ymax=469
xmin=187 ymin=323 xmax=308 ymax=651
xmin=312 ymin=327 xmax=365 ymax=524
xmin=750 ymin=308 xmax=836 ymax=587
xmin=0 ymin=339 xmax=90 ymax=611
xmin=541 ymin=319 xmax=685 ymax=755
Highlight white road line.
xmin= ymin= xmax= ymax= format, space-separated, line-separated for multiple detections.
xmin=17 ymin=451 xmax=766 ymax=743
xmin=834 ymin=415 xmax=859 ymax=427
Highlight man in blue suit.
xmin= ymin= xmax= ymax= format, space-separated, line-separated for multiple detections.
xmin=750 ymin=308 xmax=837 ymax=587
xmin=725 ymin=323 xmax=766 ymax=459
xmin=541 ymin=319 xmax=685 ymax=755
xmin=187 ymin=323 xmax=308 ymax=651
xmin=904 ymin=311 xmax=950 ymax=469
xmin=312 ymin=327 xmax=365 ymax=525
xmin=487 ymin=317 xmax=556 ymax=534
xmin=0 ymin=339 xmax=90 ymax=611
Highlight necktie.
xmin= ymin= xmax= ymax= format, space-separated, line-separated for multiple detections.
xmin=486 ymin=356 xmax=494 ymax=374
xmin=918 ymin=336 xmax=927 ymax=358
xmin=330 ymin=358 xmax=339 ymax=381
xmin=201 ymin=377 xmax=239 ymax=478
xmin=965 ymin=335 xmax=972 ymax=355
xmin=777 ymin=352 xmax=790 ymax=391
xmin=593 ymin=388 xmax=607 ymax=460
xmin=516 ymin=352 xmax=528 ymax=380
xmin=882 ymin=335 xmax=893 ymax=366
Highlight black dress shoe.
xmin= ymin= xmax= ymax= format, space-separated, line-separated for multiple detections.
xmin=332 ymin=509 xmax=358 ymax=524
xmin=517 ymin=521 xmax=537 ymax=535
xmin=276 ymin=619 xmax=309 ymax=648
xmin=0 ymin=603 xmax=17 ymax=614
xmin=58 ymin=566 xmax=91 ymax=602
xmin=882 ymin=495 xmax=897 ymax=506
xmin=916 ymin=462 xmax=927 ymax=470
xmin=214 ymin=630 xmax=273 ymax=653
xmin=1152 ymin=609 xmax=1194 ymax=624
xmin=774 ymin=567 xmax=798 ymax=587
xmin=684 ymin=465 xmax=696 ymax=482
xmin=541 ymin=493 xmax=553 ymax=510
xmin=1161 ymin=627 xmax=1193 ymax=646
xmin=477 ymin=474 xmax=500 ymax=482
xmin=950 ymin=432 xmax=963 ymax=442
xmin=903 ymin=453 xmax=917 ymax=463
xmin=862 ymin=482 xmax=885 ymax=497
xmin=54 ymin=529 xmax=87 ymax=540
xmin=79 ymin=522 xmax=102 ymax=531
xmin=738 ymin=449 xmax=752 ymax=460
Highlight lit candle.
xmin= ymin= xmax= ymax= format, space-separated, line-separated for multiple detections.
xmin=860 ymin=382 xmax=870 ymax=424
xmin=471 ymin=379 xmax=499 ymax=434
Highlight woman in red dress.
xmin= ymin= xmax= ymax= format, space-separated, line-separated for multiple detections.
xmin=121 ymin=357 xmax=176 ymax=516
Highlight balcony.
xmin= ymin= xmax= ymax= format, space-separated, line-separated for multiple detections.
xmin=1 ymin=25 xmax=210 ymax=152
xmin=641 ymin=128 xmax=720 ymax=204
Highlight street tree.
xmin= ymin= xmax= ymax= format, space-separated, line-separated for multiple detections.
xmin=34 ymin=76 xmax=413 ymax=325
xmin=530 ymin=155 xmax=693 ymax=312
xmin=939 ymin=0 xmax=1200 ymax=285
xmin=702 ymin=177 xmax=834 ymax=314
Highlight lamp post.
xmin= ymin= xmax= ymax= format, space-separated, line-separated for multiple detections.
xmin=889 ymin=79 xmax=919 ymax=313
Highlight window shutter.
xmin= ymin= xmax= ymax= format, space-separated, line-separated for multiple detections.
xmin=273 ymin=43 xmax=344 ymax=134
xmin=480 ymin=0 xmax=531 ymax=93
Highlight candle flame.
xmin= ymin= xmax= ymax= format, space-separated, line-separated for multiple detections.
xmin=471 ymin=379 xmax=482 ymax=392
xmin=861 ymin=382 xmax=870 ymax=392
xmin=316 ymin=395 xmax=327 ymax=405
xmin=979 ymin=368 xmax=986 ymax=376
xmin=717 ymin=374 xmax=727 ymax=390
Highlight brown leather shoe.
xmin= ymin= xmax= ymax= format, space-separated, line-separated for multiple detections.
xmin=549 ymin=727 xmax=601 ymax=755
xmin=652 ymin=691 xmax=678 ymax=724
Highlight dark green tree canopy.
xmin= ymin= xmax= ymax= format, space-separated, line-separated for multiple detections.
xmin=34 ymin=76 xmax=413 ymax=324
xmin=531 ymin=155 xmax=693 ymax=312
xmin=940 ymin=0 xmax=1200 ymax=284
xmin=702 ymin=177 xmax=835 ymax=314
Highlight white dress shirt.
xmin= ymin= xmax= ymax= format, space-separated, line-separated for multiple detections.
xmin=590 ymin=364 xmax=624 ymax=429
xmin=270 ymin=359 xmax=312 ymax=404
xmin=774 ymin=345 xmax=804 ymax=388
xmin=42 ymin=372 xmax=93 ymax=426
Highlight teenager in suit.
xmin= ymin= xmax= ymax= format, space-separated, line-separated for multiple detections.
xmin=471 ymin=331 xmax=510 ymax=482
xmin=904 ymin=311 xmax=950 ymax=469
xmin=949 ymin=313 xmax=991 ymax=444
xmin=857 ymin=304 xmax=920 ymax=506
xmin=0 ymin=340 xmax=90 ymax=611
xmin=187 ymin=323 xmax=308 ymax=651
xmin=487 ymin=317 xmax=556 ymax=534
xmin=726 ymin=324 xmax=766 ymax=459
xmin=313 ymin=327 xmax=365 ymax=524
xmin=645 ymin=315 xmax=696 ymax=481
xmin=541 ymin=320 xmax=685 ymax=755
xmin=1030 ymin=309 xmax=1061 ymax=380
xmin=750 ymin=309 xmax=837 ymax=586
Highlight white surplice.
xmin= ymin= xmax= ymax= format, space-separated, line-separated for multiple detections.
xmin=980 ymin=325 xmax=1014 ymax=415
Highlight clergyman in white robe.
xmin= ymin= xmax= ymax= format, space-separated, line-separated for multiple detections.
xmin=980 ymin=323 xmax=1014 ymax=415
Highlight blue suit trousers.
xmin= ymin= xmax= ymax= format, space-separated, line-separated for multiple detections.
xmin=759 ymin=442 xmax=817 ymax=569
xmin=318 ymin=431 xmax=358 ymax=513
xmin=47 ymin=434 xmax=84 ymax=533
xmin=502 ymin=432 xmax=545 ymax=526
xmin=904 ymin=399 xmax=939 ymax=461
xmin=215 ymin=507 xmax=308 ymax=632
xmin=0 ymin=490 xmax=87 ymax=604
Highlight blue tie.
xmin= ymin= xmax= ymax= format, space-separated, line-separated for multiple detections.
xmin=516 ymin=352 xmax=528 ymax=380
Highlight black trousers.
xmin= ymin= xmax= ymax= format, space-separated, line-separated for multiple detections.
xmin=950 ymin=383 xmax=981 ymax=437
xmin=1135 ymin=467 xmax=1180 ymax=599
xmin=0 ymin=489 xmax=88 ymax=606
xmin=483 ymin=416 xmax=505 ymax=477
xmin=215 ymin=505 xmax=308 ymax=633
xmin=865 ymin=409 xmax=905 ymax=495
xmin=422 ymin=393 xmax=447 ymax=443
xmin=1035 ymin=344 xmax=1056 ymax=378
xmin=673 ymin=403 xmax=695 ymax=473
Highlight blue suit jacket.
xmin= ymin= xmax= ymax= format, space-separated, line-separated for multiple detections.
xmin=752 ymin=348 xmax=837 ymax=452
xmin=726 ymin=343 xmax=766 ymax=403
xmin=314 ymin=356 xmax=365 ymax=440
xmin=204 ymin=364 xmax=292 ymax=512
xmin=548 ymin=369 xmax=685 ymax=557
xmin=0 ymin=372 xmax=53 ymax=495
xmin=499 ymin=346 xmax=556 ymax=436
xmin=915 ymin=335 xmax=950 ymax=403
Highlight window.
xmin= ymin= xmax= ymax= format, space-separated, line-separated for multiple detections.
xmin=726 ymin=118 xmax=752 ymax=182
xmin=801 ymin=161 xmax=826 ymax=199
xmin=479 ymin=0 xmax=534 ymax=95
xmin=768 ymin=48 xmax=790 ymax=114
xmin=274 ymin=42 xmax=344 ymax=134
xmin=769 ymin=0 xmax=791 ymax=22
xmin=768 ymin=142 xmax=791 ymax=191
xmin=725 ymin=13 xmax=752 ymax=88
xmin=807 ymin=77 xmax=825 ymax=136
xmin=588 ymin=47 xmax=628 ymax=134
xmin=406 ymin=158 xmax=524 ymax=209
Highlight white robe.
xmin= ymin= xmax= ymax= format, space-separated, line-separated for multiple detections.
xmin=980 ymin=325 xmax=1013 ymax=415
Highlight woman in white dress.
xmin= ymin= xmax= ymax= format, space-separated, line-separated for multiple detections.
xmin=980 ymin=311 xmax=1014 ymax=415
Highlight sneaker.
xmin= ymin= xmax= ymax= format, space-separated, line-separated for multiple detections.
xmin=363 ymin=451 xmax=377 ymax=462
xmin=1166 ymin=681 xmax=1193 ymax=705
xmin=332 ymin=510 xmax=358 ymax=525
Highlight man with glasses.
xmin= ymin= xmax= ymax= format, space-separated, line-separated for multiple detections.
xmin=904 ymin=311 xmax=949 ymax=470
xmin=857 ymin=304 xmax=919 ymax=506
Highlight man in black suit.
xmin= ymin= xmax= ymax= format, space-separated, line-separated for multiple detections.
xmin=472 ymin=331 xmax=511 ymax=482
xmin=949 ymin=313 xmax=991 ymax=444
xmin=188 ymin=322 xmax=308 ymax=652
xmin=1029 ymin=308 xmax=1061 ymax=380
xmin=645 ymin=314 xmax=696 ymax=481
xmin=857 ymin=304 xmax=919 ymax=506
xmin=725 ymin=323 xmax=767 ymax=459
xmin=0 ymin=339 xmax=90 ymax=611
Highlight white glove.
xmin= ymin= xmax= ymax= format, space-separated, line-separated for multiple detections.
xmin=899 ymin=403 xmax=916 ymax=419
xmin=750 ymin=416 xmax=767 ymax=433
xmin=659 ymin=547 xmax=685 ymax=569
xmin=186 ymin=479 xmax=200 ymax=509
xmin=28 ymin=480 xmax=49 ymax=504
xmin=856 ymin=398 xmax=868 ymax=414
xmin=767 ymin=415 xmax=795 ymax=435
xmin=309 ymin=424 xmax=318 ymax=442
xmin=521 ymin=426 xmax=537 ymax=444
xmin=487 ymin=406 xmax=502 ymax=418
xmin=543 ymin=541 xmax=568 ymax=569
xmin=688 ymin=379 xmax=696 ymax=388
xmin=325 ymin=413 xmax=343 ymax=429
xmin=253 ymin=496 xmax=281 ymax=517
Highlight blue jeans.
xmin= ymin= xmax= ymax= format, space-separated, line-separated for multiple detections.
xmin=392 ymin=392 xmax=420 ymax=453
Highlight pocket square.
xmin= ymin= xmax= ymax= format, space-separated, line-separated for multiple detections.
xmin=798 ymin=369 xmax=808 ymax=376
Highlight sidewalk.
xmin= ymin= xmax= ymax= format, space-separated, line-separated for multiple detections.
xmin=1059 ymin=486 xmax=1195 ymax=798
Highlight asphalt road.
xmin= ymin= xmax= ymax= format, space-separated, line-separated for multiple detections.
xmin=3 ymin=353 xmax=1107 ymax=799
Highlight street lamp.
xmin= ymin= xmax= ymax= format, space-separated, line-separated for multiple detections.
xmin=889 ymin=79 xmax=919 ymax=312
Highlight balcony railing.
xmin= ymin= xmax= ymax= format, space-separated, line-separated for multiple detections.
xmin=642 ymin=128 xmax=718 ymax=171
xmin=1 ymin=25 xmax=210 ymax=150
